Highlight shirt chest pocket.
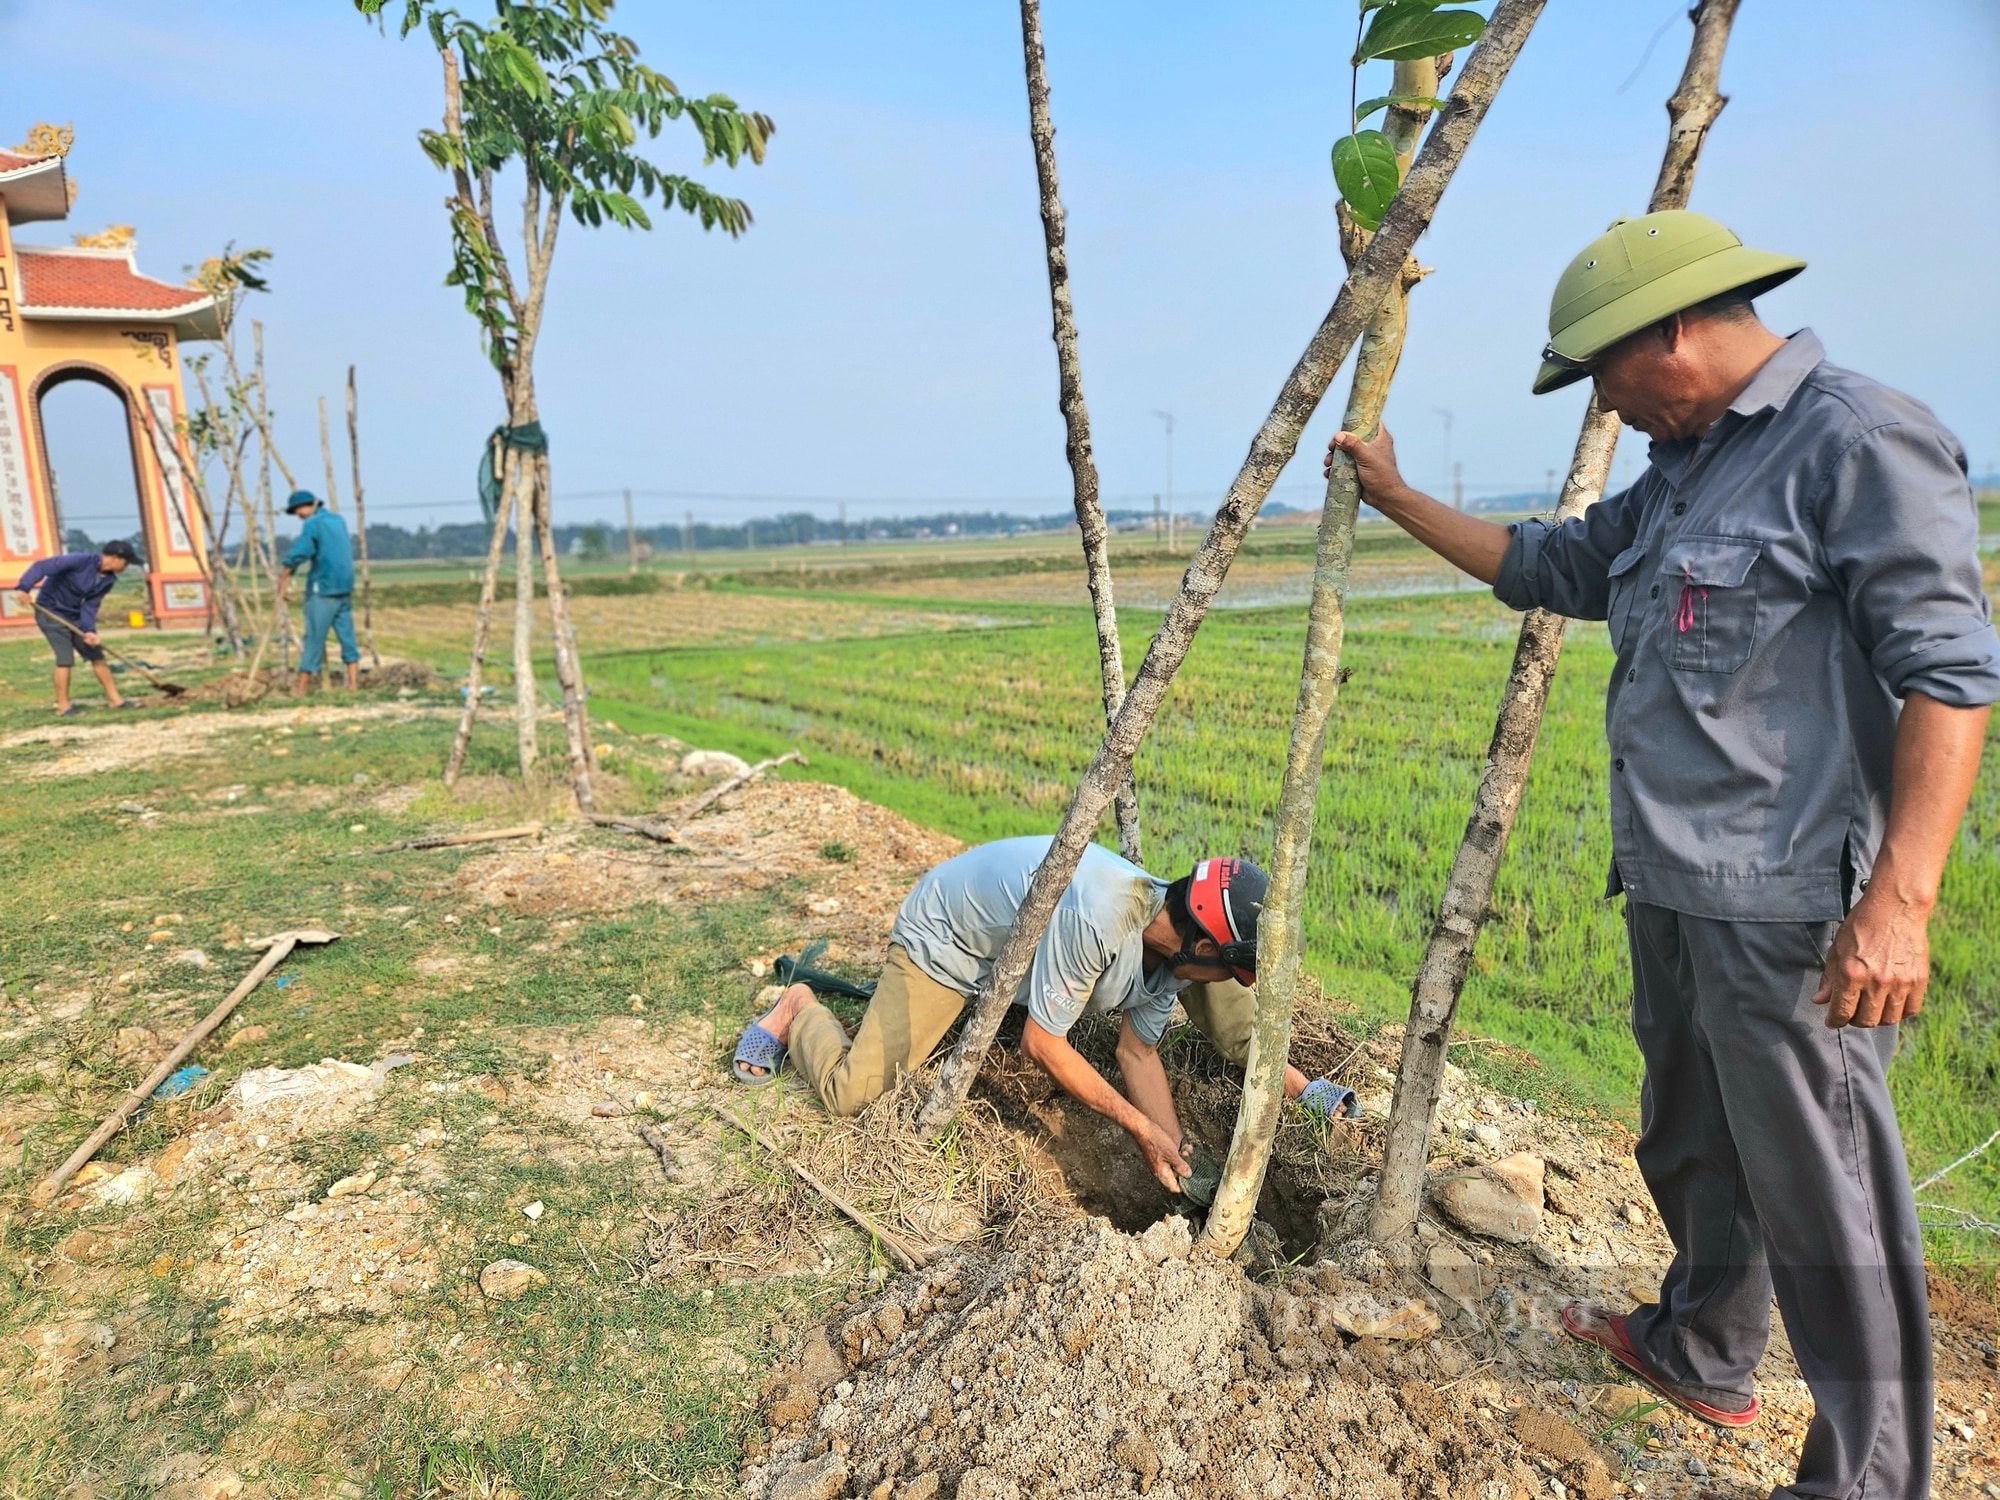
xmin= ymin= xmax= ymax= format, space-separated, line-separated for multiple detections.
xmin=1605 ymin=545 xmax=1649 ymax=653
xmin=1658 ymin=535 xmax=1764 ymax=673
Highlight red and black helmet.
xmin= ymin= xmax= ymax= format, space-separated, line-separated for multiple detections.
xmin=1181 ymin=857 xmax=1269 ymax=985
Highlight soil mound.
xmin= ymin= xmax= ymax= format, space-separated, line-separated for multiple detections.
xmin=745 ymin=1217 xmax=1612 ymax=1500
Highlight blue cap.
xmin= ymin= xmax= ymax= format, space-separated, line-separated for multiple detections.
xmin=284 ymin=489 xmax=319 ymax=513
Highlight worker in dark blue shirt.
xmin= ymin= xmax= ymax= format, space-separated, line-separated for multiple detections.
xmin=12 ymin=540 xmax=143 ymax=715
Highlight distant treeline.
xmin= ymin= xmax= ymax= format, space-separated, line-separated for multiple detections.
xmin=67 ymin=493 xmax=1648 ymax=566
xmin=70 ymin=505 xmax=1299 ymax=563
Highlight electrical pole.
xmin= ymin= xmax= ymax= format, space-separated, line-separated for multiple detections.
xmin=839 ymin=500 xmax=847 ymax=549
xmin=1151 ymin=409 xmax=1175 ymax=550
xmin=1452 ymin=460 xmax=1463 ymax=511
xmin=684 ymin=509 xmax=694 ymax=562
xmin=1432 ymin=407 xmax=1454 ymax=506
xmin=624 ymin=487 xmax=637 ymax=574
xmin=1545 ymin=467 xmax=1556 ymax=511
xmin=1153 ymin=492 xmax=1162 ymax=542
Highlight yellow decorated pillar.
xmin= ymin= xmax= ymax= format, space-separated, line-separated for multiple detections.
xmin=0 ymin=129 xmax=220 ymax=630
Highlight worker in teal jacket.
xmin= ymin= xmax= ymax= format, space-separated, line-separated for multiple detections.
xmin=278 ymin=490 xmax=359 ymax=693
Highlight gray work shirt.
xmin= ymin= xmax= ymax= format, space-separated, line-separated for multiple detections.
xmin=1494 ymin=330 xmax=2000 ymax=921
xmin=889 ymin=835 xmax=1185 ymax=1043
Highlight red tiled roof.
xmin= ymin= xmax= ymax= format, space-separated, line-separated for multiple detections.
xmin=15 ymin=246 xmax=212 ymax=317
xmin=0 ymin=150 xmax=45 ymax=172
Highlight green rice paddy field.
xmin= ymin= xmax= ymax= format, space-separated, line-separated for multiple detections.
xmin=587 ymin=584 xmax=2000 ymax=1269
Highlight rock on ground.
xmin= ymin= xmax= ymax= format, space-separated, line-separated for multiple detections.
xmin=1431 ymin=1151 xmax=1544 ymax=1243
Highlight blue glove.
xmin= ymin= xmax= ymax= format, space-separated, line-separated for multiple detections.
xmin=1298 ymin=1077 xmax=1359 ymax=1121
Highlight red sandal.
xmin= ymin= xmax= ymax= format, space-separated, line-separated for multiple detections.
xmin=1560 ymin=1301 xmax=1760 ymax=1429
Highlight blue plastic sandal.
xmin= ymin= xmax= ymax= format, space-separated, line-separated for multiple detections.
xmin=732 ymin=1022 xmax=787 ymax=1086
xmin=1298 ymin=1077 xmax=1359 ymax=1121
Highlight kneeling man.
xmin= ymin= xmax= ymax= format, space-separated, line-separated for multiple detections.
xmin=734 ymin=835 xmax=1352 ymax=1192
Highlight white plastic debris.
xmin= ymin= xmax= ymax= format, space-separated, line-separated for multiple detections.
xmin=231 ymin=1053 xmax=414 ymax=1111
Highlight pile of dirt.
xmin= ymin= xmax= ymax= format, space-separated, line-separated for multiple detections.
xmin=743 ymin=1215 xmax=1616 ymax=1500
xmin=461 ymin=777 xmax=962 ymax=945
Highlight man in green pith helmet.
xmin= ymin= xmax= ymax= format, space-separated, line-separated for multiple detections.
xmin=1328 ymin=209 xmax=1998 ymax=1500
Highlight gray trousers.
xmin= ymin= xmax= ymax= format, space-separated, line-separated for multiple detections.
xmin=1621 ymin=904 xmax=1932 ymax=1500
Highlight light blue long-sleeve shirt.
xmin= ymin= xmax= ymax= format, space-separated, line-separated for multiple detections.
xmin=888 ymin=835 xmax=1186 ymax=1043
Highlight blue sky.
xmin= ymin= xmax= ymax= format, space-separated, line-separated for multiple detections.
xmin=5 ymin=0 xmax=1997 ymax=535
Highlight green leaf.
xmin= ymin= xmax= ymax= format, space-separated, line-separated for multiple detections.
xmin=1361 ymin=0 xmax=1451 ymax=10
xmin=1331 ymin=129 xmax=1400 ymax=230
xmin=1355 ymin=3 xmax=1486 ymax=64
xmin=1353 ymin=92 xmax=1448 ymax=125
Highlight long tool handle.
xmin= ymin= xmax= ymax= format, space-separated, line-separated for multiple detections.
xmin=22 ymin=595 xmax=177 ymax=693
xmin=350 ymin=823 xmax=541 ymax=856
xmin=715 ymin=1104 xmax=928 ymax=1271
xmin=34 ymin=937 xmax=300 ymax=1204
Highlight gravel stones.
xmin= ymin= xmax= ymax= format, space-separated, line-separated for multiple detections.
xmin=1431 ymin=1151 xmax=1545 ymax=1242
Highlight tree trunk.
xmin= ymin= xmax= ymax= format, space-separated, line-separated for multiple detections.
xmin=1200 ymin=55 xmax=1442 ymax=1256
xmin=1018 ymin=0 xmax=1140 ymax=865
xmin=529 ymin=449 xmax=598 ymax=809
xmin=445 ymin=452 xmax=519 ymax=786
xmin=347 ymin=366 xmax=379 ymax=667
xmin=511 ymin=455 xmax=539 ymax=777
xmin=916 ymin=0 xmax=1546 ymax=1135
xmin=1367 ymin=0 xmax=1740 ymax=1244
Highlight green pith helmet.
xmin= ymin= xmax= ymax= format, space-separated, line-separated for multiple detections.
xmin=1533 ymin=210 xmax=1806 ymax=395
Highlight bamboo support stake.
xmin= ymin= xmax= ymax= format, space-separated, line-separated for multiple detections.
xmin=530 ymin=449 xmax=599 ymax=807
xmin=317 ymin=395 xmax=340 ymax=513
xmin=347 ymin=366 xmax=380 ymax=666
xmin=252 ymin=324 xmax=296 ymax=672
xmin=1200 ymin=56 xmax=1442 ymax=1256
xmin=916 ymin=0 xmax=1547 ymax=1135
xmin=512 ymin=451 xmax=539 ymax=777
xmin=445 ymin=452 xmax=520 ymax=785
xmin=1019 ymin=0 xmax=1141 ymax=865
xmin=135 ymin=399 xmax=246 ymax=655
xmin=1367 ymin=0 xmax=1740 ymax=1244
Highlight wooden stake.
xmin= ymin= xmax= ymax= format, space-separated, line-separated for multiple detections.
xmin=1368 ymin=0 xmax=1740 ymax=1244
xmin=445 ymin=454 xmax=517 ymax=785
xmin=916 ymin=0 xmax=1548 ymax=1135
xmin=317 ymin=395 xmax=340 ymax=513
xmin=350 ymin=822 xmax=542 ymax=856
xmin=1018 ymin=0 xmax=1140 ymax=865
xmin=530 ymin=449 xmax=599 ymax=805
xmin=715 ymin=1105 xmax=927 ymax=1271
xmin=347 ymin=365 xmax=380 ymax=666
xmin=677 ymin=750 xmax=804 ymax=823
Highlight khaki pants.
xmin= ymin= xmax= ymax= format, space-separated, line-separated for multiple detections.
xmin=790 ymin=944 xmax=1258 ymax=1118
